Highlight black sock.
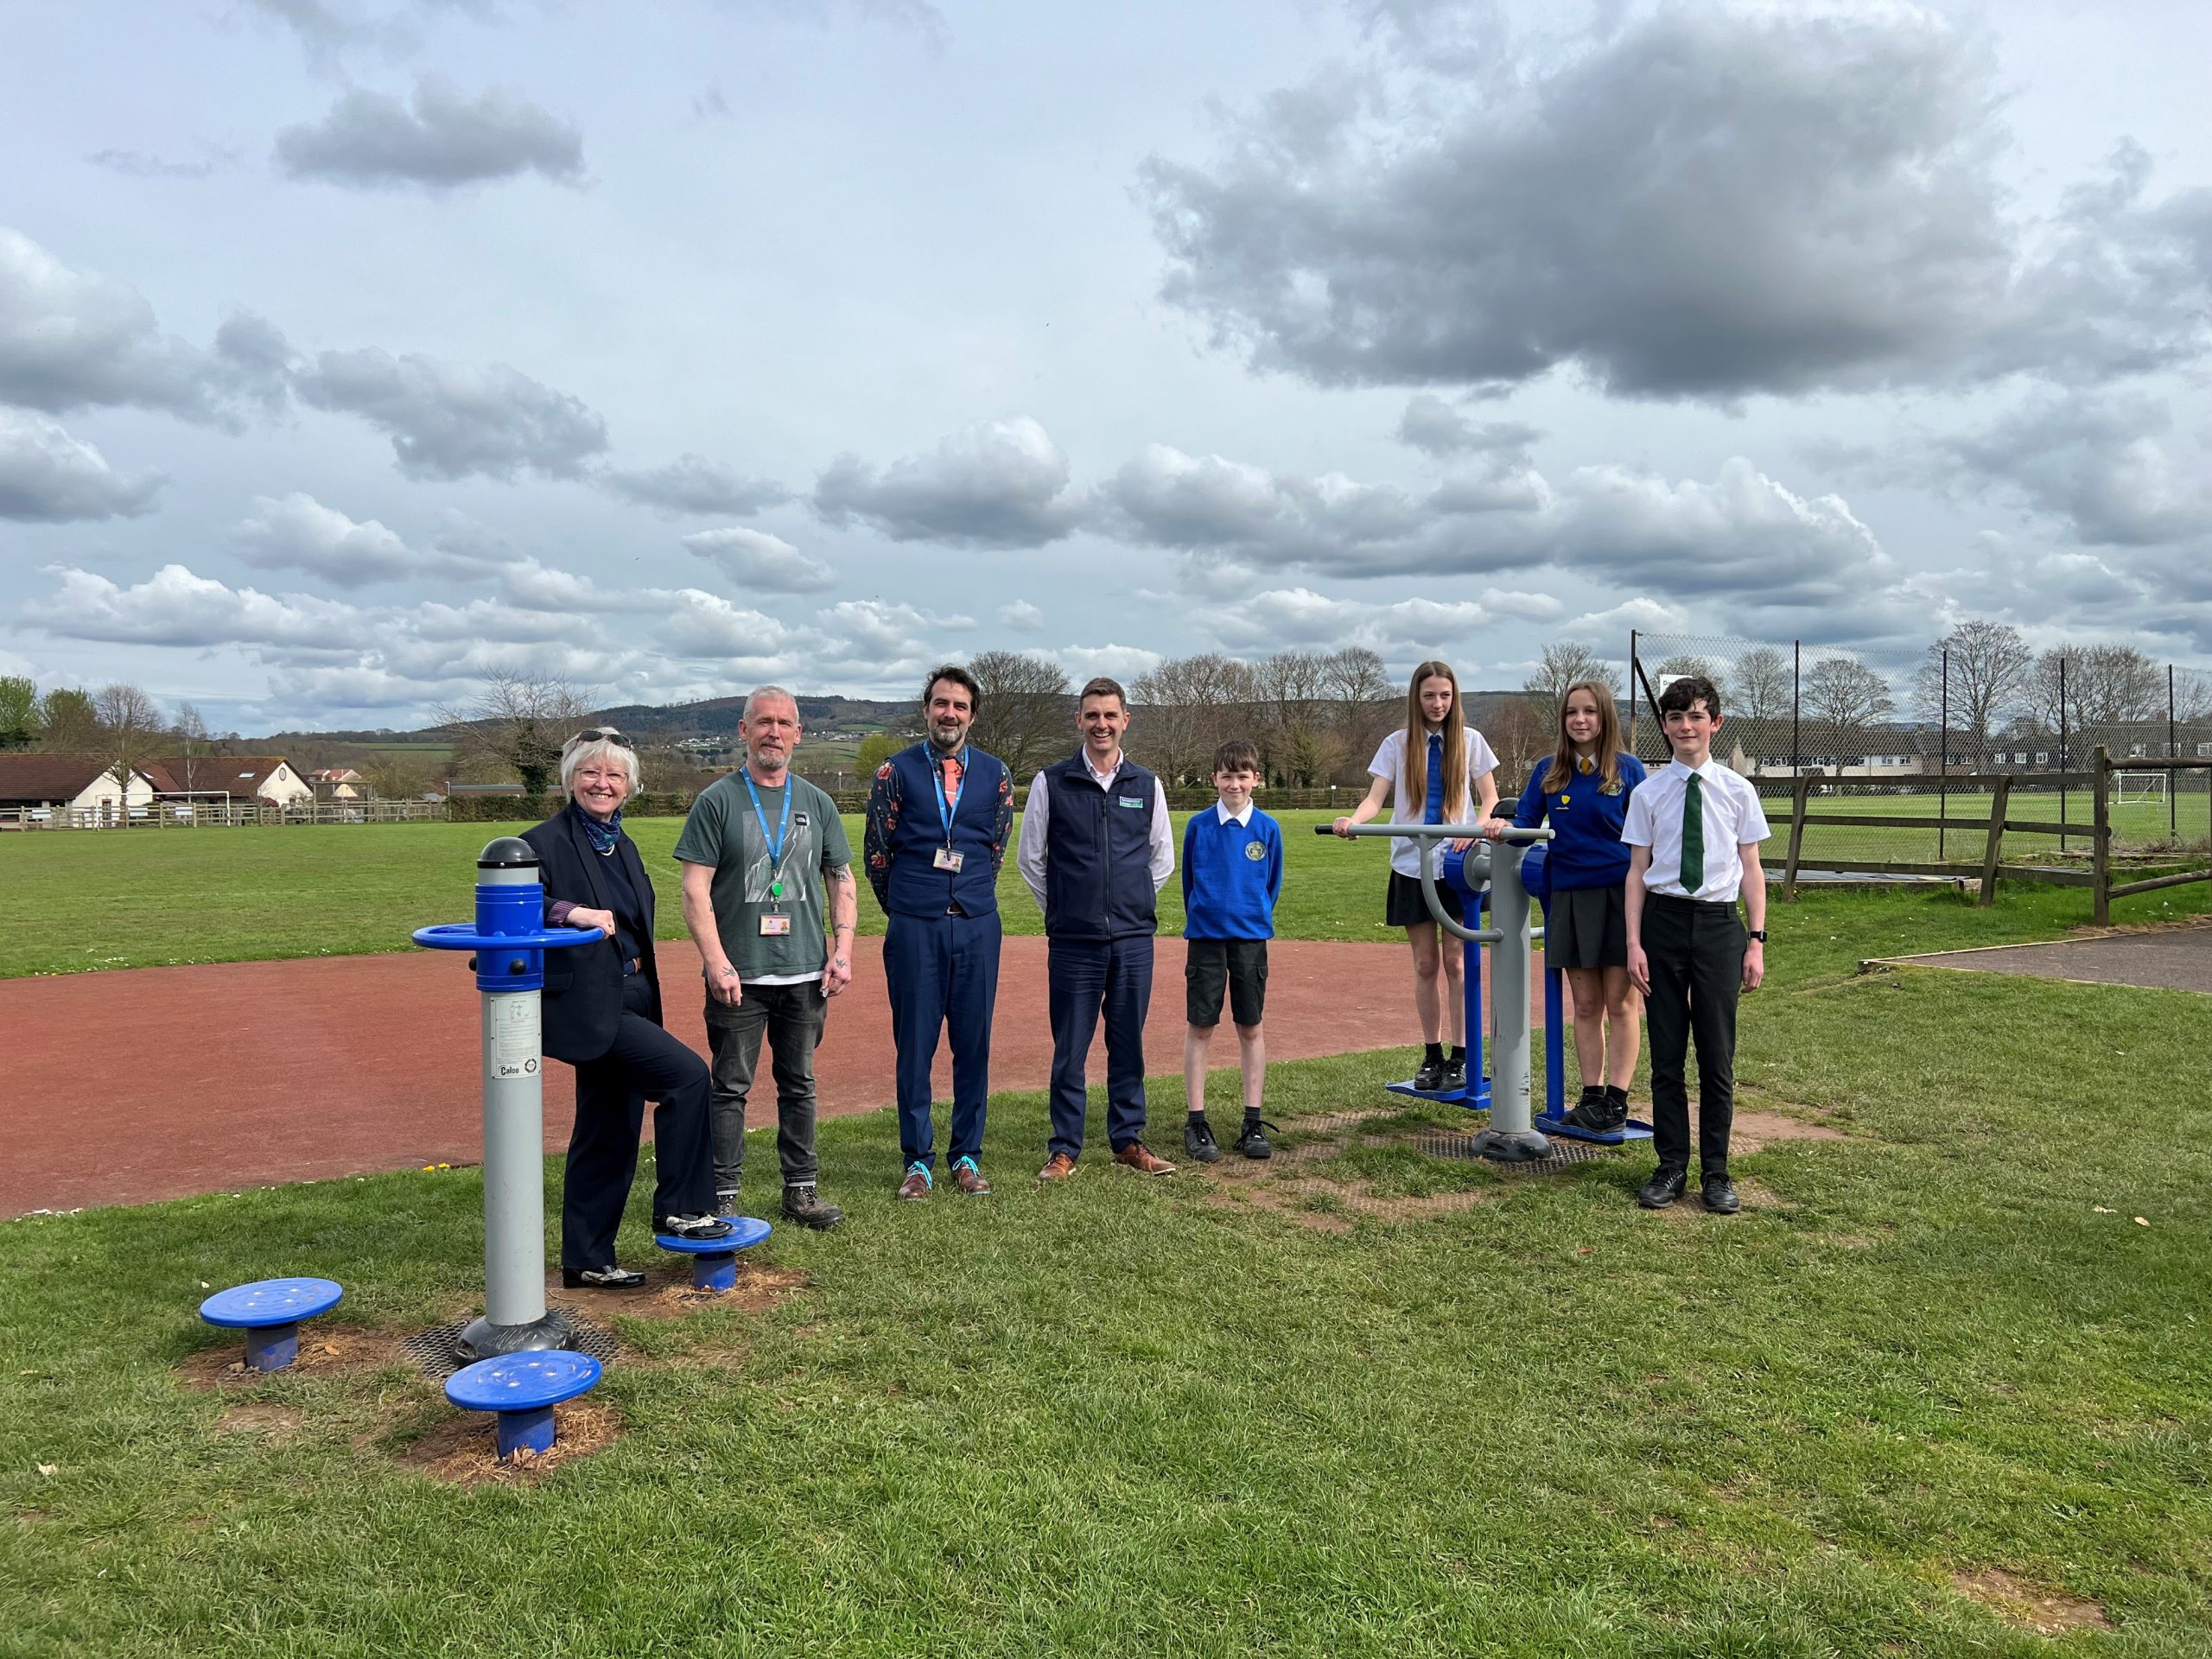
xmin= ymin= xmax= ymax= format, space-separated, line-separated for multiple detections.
xmin=1423 ymin=1042 xmax=1445 ymax=1065
xmin=1186 ymin=1108 xmax=1207 ymax=1122
xmin=1603 ymin=1084 xmax=1628 ymax=1105
xmin=1243 ymin=1107 xmax=1262 ymax=1125
xmin=1448 ymin=1045 xmax=1466 ymax=1063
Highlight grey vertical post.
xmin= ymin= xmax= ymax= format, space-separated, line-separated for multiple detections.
xmin=1470 ymin=845 xmax=1550 ymax=1163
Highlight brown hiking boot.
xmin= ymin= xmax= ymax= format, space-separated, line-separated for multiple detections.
xmin=1113 ymin=1141 xmax=1176 ymax=1176
xmin=1037 ymin=1152 xmax=1077 ymax=1182
xmin=896 ymin=1162 xmax=931 ymax=1201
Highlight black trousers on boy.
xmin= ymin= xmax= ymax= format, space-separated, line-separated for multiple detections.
xmin=1641 ymin=893 xmax=1745 ymax=1177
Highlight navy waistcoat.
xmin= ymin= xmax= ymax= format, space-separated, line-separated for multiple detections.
xmin=1041 ymin=751 xmax=1160 ymax=942
xmin=881 ymin=741 xmax=1007 ymax=918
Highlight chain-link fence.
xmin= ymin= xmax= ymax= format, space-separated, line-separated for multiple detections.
xmin=1617 ymin=632 xmax=2212 ymax=878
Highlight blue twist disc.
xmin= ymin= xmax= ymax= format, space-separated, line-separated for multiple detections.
xmin=444 ymin=1350 xmax=603 ymax=1414
xmin=200 ymin=1277 xmax=344 ymax=1329
xmin=652 ymin=1216 xmax=772 ymax=1255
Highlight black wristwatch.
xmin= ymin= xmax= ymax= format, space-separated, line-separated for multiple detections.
xmin=1746 ymin=929 xmax=1768 ymax=943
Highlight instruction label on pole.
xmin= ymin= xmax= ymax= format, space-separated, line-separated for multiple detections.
xmin=489 ymin=994 xmax=540 ymax=1078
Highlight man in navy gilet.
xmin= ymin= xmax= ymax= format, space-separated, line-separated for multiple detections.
xmin=863 ymin=664 xmax=1015 ymax=1199
xmin=1016 ymin=676 xmax=1179 ymax=1180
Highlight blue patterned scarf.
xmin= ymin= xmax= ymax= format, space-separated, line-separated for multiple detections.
xmin=574 ymin=800 xmax=624 ymax=857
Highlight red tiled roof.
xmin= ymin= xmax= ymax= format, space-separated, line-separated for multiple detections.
xmin=143 ymin=756 xmax=296 ymax=799
xmin=0 ymin=752 xmax=137 ymax=806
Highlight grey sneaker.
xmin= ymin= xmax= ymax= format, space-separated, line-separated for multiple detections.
xmin=660 ymin=1213 xmax=735 ymax=1241
xmin=782 ymin=1182 xmax=845 ymax=1230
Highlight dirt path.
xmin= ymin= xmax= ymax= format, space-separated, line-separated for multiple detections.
xmin=3 ymin=938 xmax=1550 ymax=1215
xmin=1867 ymin=921 xmax=2212 ymax=995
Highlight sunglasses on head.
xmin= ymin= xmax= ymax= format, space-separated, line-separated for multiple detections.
xmin=575 ymin=728 xmax=629 ymax=747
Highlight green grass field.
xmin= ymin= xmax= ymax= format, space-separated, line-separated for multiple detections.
xmin=1770 ymin=786 xmax=2211 ymax=868
xmin=3 ymin=881 xmax=2209 ymax=1654
xmin=9 ymin=804 xmax=2212 ymax=982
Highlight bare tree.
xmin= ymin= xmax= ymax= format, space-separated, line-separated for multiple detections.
xmin=2025 ymin=645 xmax=2165 ymax=744
xmin=1523 ymin=642 xmax=1620 ymax=711
xmin=1801 ymin=656 xmax=1894 ymax=766
xmin=1255 ymin=650 xmax=1338 ymax=785
xmin=1323 ymin=645 xmax=1395 ymax=772
xmin=360 ymin=750 xmax=435 ymax=802
xmin=966 ymin=650 xmax=1070 ymax=779
xmin=35 ymin=686 xmax=99 ymax=751
xmin=1913 ymin=620 xmax=2031 ymax=766
xmin=1654 ymin=653 xmax=1726 ymax=703
xmin=1487 ymin=695 xmax=1552 ymax=795
xmin=92 ymin=682 xmax=162 ymax=796
xmin=169 ymin=702 xmax=211 ymax=797
xmin=437 ymin=674 xmax=594 ymax=795
xmin=1732 ymin=646 xmax=1793 ymax=721
xmin=0 ymin=676 xmax=33 ymax=750
xmin=1135 ymin=652 xmax=1265 ymax=784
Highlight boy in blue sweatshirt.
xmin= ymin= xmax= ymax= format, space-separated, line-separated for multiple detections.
xmin=1180 ymin=739 xmax=1285 ymax=1162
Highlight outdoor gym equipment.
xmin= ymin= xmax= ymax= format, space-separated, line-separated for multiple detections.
xmin=1316 ymin=820 xmax=1555 ymax=1163
xmin=655 ymin=1214 xmax=773 ymax=1292
xmin=413 ymin=837 xmax=601 ymax=1360
xmin=199 ymin=1276 xmax=343 ymax=1372
xmin=444 ymin=1349 xmax=603 ymax=1460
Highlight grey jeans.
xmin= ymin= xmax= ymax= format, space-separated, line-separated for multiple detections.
xmin=704 ymin=979 xmax=828 ymax=1194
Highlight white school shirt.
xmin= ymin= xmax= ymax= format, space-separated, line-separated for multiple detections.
xmin=1619 ymin=758 xmax=1771 ymax=903
xmin=1366 ymin=728 xmax=1501 ymax=878
xmin=1015 ymin=750 xmax=1175 ymax=911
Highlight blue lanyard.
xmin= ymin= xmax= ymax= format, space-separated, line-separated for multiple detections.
xmin=741 ymin=769 xmax=791 ymax=887
xmin=931 ymin=746 xmax=968 ymax=842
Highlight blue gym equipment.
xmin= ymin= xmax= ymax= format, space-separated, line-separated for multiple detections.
xmin=199 ymin=1276 xmax=344 ymax=1372
xmin=655 ymin=1215 xmax=773 ymax=1293
xmin=443 ymin=1349 xmax=603 ymax=1460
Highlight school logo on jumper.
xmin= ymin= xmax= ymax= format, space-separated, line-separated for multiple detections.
xmin=1245 ymin=841 xmax=1267 ymax=861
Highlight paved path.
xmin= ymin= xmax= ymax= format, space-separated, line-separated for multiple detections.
xmin=3 ymin=938 xmax=1548 ymax=1215
xmin=1872 ymin=922 xmax=2212 ymax=995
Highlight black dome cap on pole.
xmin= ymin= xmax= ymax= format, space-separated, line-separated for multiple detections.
xmin=478 ymin=836 xmax=540 ymax=869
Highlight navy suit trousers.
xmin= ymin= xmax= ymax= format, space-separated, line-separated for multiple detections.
xmin=1046 ymin=934 xmax=1154 ymax=1158
xmin=563 ymin=973 xmax=717 ymax=1270
xmin=883 ymin=909 xmax=1001 ymax=1169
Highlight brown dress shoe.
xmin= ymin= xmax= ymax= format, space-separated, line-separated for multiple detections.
xmin=897 ymin=1164 xmax=931 ymax=1201
xmin=1037 ymin=1152 xmax=1077 ymax=1182
xmin=951 ymin=1156 xmax=991 ymax=1196
xmin=1113 ymin=1141 xmax=1176 ymax=1176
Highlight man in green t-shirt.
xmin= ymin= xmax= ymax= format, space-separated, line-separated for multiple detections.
xmin=675 ymin=686 xmax=857 ymax=1230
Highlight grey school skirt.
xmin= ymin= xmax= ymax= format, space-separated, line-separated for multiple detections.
xmin=1545 ymin=883 xmax=1628 ymax=969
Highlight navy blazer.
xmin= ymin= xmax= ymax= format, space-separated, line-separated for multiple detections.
xmin=522 ymin=807 xmax=664 ymax=1065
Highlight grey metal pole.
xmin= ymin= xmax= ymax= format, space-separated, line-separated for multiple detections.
xmin=1469 ymin=845 xmax=1549 ymax=1163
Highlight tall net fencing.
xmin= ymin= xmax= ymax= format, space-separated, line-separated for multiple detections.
xmin=1621 ymin=633 xmax=2212 ymax=874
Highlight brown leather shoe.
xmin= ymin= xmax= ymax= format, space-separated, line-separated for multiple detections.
xmin=1037 ymin=1152 xmax=1077 ymax=1182
xmin=1113 ymin=1141 xmax=1176 ymax=1176
xmin=896 ymin=1162 xmax=931 ymax=1201
xmin=950 ymin=1156 xmax=991 ymax=1196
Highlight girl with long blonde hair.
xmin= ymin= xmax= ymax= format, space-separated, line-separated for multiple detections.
xmin=1333 ymin=660 xmax=1499 ymax=1092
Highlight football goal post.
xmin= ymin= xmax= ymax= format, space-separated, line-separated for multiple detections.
xmin=2114 ymin=771 xmax=2169 ymax=806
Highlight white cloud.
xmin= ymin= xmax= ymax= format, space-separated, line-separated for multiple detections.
xmin=1052 ymin=643 xmax=1166 ymax=684
xmin=0 ymin=411 xmax=163 ymax=521
xmin=682 ymin=526 xmax=836 ymax=594
xmin=659 ymin=589 xmax=804 ymax=661
xmin=26 ymin=563 xmax=359 ymax=649
xmin=997 ymin=599 xmax=1045 ymax=631
xmin=294 ymin=346 xmax=608 ymax=480
xmin=602 ymin=454 xmax=789 ymax=516
xmin=275 ymin=78 xmax=586 ymax=190
xmin=813 ymin=417 xmax=1084 ymax=548
xmin=234 ymin=492 xmax=461 ymax=586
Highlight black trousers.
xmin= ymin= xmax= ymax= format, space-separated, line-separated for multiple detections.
xmin=1641 ymin=894 xmax=1745 ymax=1175
xmin=563 ymin=973 xmax=717 ymax=1270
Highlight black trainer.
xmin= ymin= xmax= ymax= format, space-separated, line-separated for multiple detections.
xmin=1700 ymin=1173 xmax=1742 ymax=1215
xmin=1413 ymin=1056 xmax=1447 ymax=1091
xmin=562 ymin=1264 xmax=645 ymax=1289
xmin=1183 ymin=1116 xmax=1223 ymax=1164
xmin=1562 ymin=1090 xmax=1627 ymax=1134
xmin=1440 ymin=1053 xmax=1468 ymax=1093
xmin=1637 ymin=1166 xmax=1688 ymax=1209
xmin=660 ymin=1213 xmax=735 ymax=1241
xmin=1234 ymin=1119 xmax=1279 ymax=1160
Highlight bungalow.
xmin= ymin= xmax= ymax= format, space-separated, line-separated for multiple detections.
xmin=0 ymin=753 xmax=157 ymax=825
xmin=143 ymin=756 xmax=313 ymax=809
xmin=308 ymin=767 xmax=365 ymax=801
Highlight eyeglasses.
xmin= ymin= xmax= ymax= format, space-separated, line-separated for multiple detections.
xmin=574 ymin=728 xmax=629 ymax=747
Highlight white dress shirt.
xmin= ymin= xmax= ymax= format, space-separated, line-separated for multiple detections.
xmin=1366 ymin=727 xmax=1501 ymax=878
xmin=1017 ymin=750 xmax=1175 ymax=911
xmin=1620 ymin=758 xmax=1771 ymax=902
xmin=1216 ymin=799 xmax=1253 ymax=826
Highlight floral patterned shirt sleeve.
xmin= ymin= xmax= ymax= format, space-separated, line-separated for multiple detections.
xmin=989 ymin=764 xmax=1014 ymax=875
xmin=862 ymin=757 xmax=900 ymax=907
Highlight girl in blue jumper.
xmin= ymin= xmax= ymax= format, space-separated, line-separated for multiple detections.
xmin=1486 ymin=680 xmax=1646 ymax=1133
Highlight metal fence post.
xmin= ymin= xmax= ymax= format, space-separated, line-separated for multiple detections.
xmin=2059 ymin=657 xmax=2069 ymax=855
xmin=1938 ymin=642 xmax=1949 ymax=861
xmin=1791 ymin=641 xmax=1801 ymax=779
xmin=2171 ymin=664 xmax=2179 ymax=840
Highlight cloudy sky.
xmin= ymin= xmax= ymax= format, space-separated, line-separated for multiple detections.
xmin=4 ymin=0 xmax=2210 ymax=731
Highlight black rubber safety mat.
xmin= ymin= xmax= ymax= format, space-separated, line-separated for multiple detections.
xmin=1413 ymin=1129 xmax=1624 ymax=1177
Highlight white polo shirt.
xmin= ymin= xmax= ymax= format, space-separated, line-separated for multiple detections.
xmin=1621 ymin=759 xmax=1770 ymax=903
xmin=1367 ymin=727 xmax=1500 ymax=878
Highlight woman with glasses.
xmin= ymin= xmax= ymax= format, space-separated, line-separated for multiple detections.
xmin=523 ymin=728 xmax=729 ymax=1288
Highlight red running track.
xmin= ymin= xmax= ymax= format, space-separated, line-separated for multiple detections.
xmin=2 ymin=937 xmax=1547 ymax=1215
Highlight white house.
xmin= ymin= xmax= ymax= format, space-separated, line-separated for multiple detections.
xmin=0 ymin=753 xmax=158 ymax=824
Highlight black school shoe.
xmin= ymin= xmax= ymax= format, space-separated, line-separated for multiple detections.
xmin=1234 ymin=1119 xmax=1279 ymax=1160
xmin=562 ymin=1264 xmax=646 ymax=1289
xmin=1440 ymin=1054 xmax=1468 ymax=1093
xmin=1700 ymin=1173 xmax=1742 ymax=1215
xmin=1413 ymin=1056 xmax=1447 ymax=1091
xmin=1183 ymin=1116 xmax=1223 ymax=1164
xmin=1563 ymin=1090 xmax=1628 ymax=1135
xmin=1637 ymin=1166 xmax=1688 ymax=1209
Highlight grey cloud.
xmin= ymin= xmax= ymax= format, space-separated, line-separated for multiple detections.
xmin=0 ymin=228 xmax=291 ymax=423
xmin=682 ymin=527 xmax=836 ymax=594
xmin=295 ymin=346 xmax=608 ymax=480
xmin=1947 ymin=392 xmax=2212 ymax=548
xmin=1396 ymin=394 xmax=1541 ymax=458
xmin=234 ymin=492 xmax=508 ymax=587
xmin=1143 ymin=8 xmax=2212 ymax=399
xmin=602 ymin=453 xmax=791 ymax=515
xmin=86 ymin=149 xmax=227 ymax=180
xmin=813 ymin=417 xmax=1084 ymax=548
xmin=275 ymin=78 xmax=585 ymax=189
xmin=0 ymin=411 xmax=164 ymax=522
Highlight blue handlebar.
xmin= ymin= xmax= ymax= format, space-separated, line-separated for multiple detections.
xmin=412 ymin=924 xmax=603 ymax=951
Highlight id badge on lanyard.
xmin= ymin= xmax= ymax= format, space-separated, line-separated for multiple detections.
xmin=933 ymin=748 xmax=967 ymax=874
